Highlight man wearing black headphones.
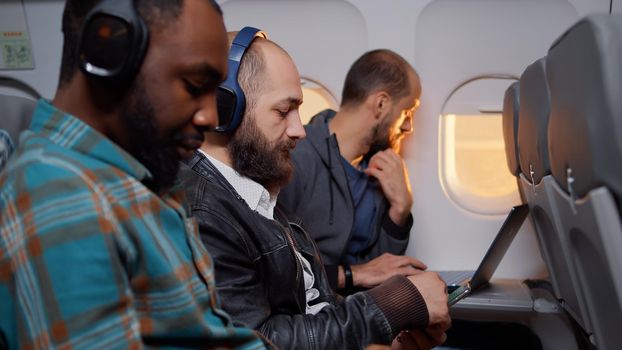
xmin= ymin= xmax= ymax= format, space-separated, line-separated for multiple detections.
xmin=178 ymin=28 xmax=451 ymax=350
xmin=0 ymin=1 xmax=268 ymax=349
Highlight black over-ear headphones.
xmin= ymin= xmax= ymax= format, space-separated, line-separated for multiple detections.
xmin=78 ymin=0 xmax=149 ymax=83
xmin=215 ymin=26 xmax=267 ymax=133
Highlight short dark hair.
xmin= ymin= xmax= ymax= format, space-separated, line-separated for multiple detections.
xmin=341 ymin=49 xmax=416 ymax=108
xmin=58 ymin=0 xmax=221 ymax=88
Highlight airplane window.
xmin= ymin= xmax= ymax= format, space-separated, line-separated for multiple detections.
xmin=299 ymin=77 xmax=338 ymax=125
xmin=439 ymin=77 xmax=521 ymax=215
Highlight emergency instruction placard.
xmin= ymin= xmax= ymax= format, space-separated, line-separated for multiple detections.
xmin=0 ymin=1 xmax=34 ymax=70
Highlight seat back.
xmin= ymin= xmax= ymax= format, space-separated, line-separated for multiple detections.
xmin=547 ymin=14 xmax=622 ymax=350
xmin=518 ymin=58 xmax=551 ymax=186
xmin=502 ymin=81 xmax=521 ymax=177
xmin=0 ymin=94 xmax=36 ymax=170
xmin=516 ymin=57 xmax=589 ymax=331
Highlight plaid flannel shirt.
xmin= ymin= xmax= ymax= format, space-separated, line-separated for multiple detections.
xmin=0 ymin=100 xmax=266 ymax=350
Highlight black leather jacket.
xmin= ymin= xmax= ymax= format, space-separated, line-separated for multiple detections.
xmin=178 ymin=152 xmax=429 ymax=350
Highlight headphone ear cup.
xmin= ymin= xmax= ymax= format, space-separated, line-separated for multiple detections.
xmin=217 ymin=86 xmax=237 ymax=129
xmin=78 ymin=0 xmax=149 ymax=83
xmin=80 ymin=16 xmax=133 ymax=77
xmin=214 ymin=27 xmax=265 ymax=133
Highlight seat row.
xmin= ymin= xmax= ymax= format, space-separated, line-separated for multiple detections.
xmin=502 ymin=14 xmax=622 ymax=350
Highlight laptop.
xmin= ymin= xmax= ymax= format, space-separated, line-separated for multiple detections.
xmin=442 ymin=204 xmax=529 ymax=306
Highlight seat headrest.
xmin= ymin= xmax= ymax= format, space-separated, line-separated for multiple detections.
xmin=518 ymin=57 xmax=551 ymax=185
xmin=502 ymin=81 xmax=520 ymax=176
xmin=0 ymin=94 xmax=36 ymax=142
xmin=547 ymin=14 xmax=622 ymax=200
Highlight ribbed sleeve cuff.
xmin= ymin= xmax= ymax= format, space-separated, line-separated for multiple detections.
xmin=324 ymin=264 xmax=339 ymax=289
xmin=366 ymin=275 xmax=428 ymax=337
xmin=382 ymin=213 xmax=413 ymax=240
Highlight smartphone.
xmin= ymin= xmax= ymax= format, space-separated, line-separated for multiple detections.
xmin=448 ymin=284 xmax=471 ymax=306
xmin=447 ymin=284 xmax=460 ymax=293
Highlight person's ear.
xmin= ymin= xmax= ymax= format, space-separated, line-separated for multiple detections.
xmin=372 ymin=91 xmax=390 ymax=120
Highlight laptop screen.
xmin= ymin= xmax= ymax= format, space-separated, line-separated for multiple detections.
xmin=468 ymin=204 xmax=529 ymax=290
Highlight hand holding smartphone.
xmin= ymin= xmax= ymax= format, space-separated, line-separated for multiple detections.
xmin=447 ymin=284 xmax=471 ymax=306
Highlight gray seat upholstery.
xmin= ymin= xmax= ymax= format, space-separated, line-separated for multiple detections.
xmin=516 ymin=57 xmax=590 ymax=332
xmin=0 ymin=94 xmax=36 ymax=170
xmin=0 ymin=94 xmax=36 ymax=142
xmin=547 ymin=14 xmax=622 ymax=350
xmin=518 ymin=58 xmax=551 ymax=186
xmin=502 ymin=81 xmax=521 ymax=177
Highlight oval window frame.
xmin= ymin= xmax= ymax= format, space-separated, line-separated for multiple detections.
xmin=438 ymin=74 xmax=521 ymax=215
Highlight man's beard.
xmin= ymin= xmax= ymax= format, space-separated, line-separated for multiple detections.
xmin=367 ymin=123 xmax=391 ymax=156
xmin=228 ymin=114 xmax=296 ymax=193
xmin=120 ymin=80 xmax=180 ymax=194
xmin=364 ymin=118 xmax=401 ymax=162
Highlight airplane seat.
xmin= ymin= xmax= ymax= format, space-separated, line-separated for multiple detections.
xmin=546 ymin=14 xmax=622 ymax=350
xmin=518 ymin=58 xmax=550 ymax=187
xmin=0 ymin=94 xmax=36 ymax=170
xmin=502 ymin=81 xmax=521 ymax=178
xmin=516 ymin=57 xmax=590 ymax=333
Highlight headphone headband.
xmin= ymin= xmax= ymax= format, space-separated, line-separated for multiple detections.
xmin=215 ymin=26 xmax=267 ymax=133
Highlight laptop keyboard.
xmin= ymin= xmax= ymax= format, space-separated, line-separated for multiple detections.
xmin=438 ymin=270 xmax=474 ymax=286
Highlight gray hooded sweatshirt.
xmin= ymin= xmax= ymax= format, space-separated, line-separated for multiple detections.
xmin=278 ymin=109 xmax=413 ymax=289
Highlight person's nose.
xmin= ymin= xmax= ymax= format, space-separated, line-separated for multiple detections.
xmin=192 ymin=94 xmax=219 ymax=130
xmin=286 ymin=111 xmax=306 ymax=140
xmin=401 ymin=115 xmax=413 ymax=134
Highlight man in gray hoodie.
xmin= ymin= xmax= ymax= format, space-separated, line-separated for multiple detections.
xmin=278 ymin=49 xmax=423 ymax=292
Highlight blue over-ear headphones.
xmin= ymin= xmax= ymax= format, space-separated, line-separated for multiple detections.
xmin=216 ymin=26 xmax=267 ymax=133
xmin=78 ymin=0 xmax=149 ymax=83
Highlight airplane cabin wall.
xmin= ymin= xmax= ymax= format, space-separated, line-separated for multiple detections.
xmin=217 ymin=0 xmax=613 ymax=278
xmin=0 ymin=1 xmax=63 ymax=99
xmin=410 ymin=0 xmax=610 ymax=277
xmin=0 ymin=0 xmax=616 ymax=279
xmin=414 ymin=0 xmax=571 ymax=278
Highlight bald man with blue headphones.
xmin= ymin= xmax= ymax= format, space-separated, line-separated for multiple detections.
xmin=178 ymin=27 xmax=451 ymax=350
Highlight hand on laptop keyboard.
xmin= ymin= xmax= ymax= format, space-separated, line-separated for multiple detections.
xmin=350 ymin=253 xmax=427 ymax=288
